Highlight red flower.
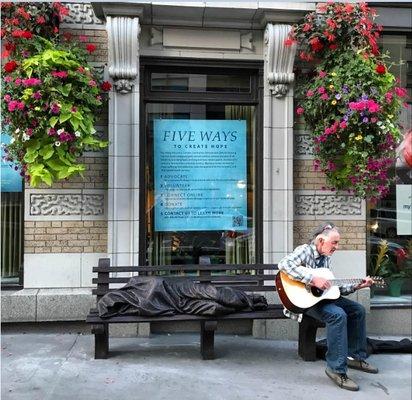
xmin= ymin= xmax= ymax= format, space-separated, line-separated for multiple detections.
xmin=17 ymin=7 xmax=30 ymax=20
xmin=1 ymin=50 xmax=10 ymax=59
xmin=4 ymin=60 xmax=17 ymax=73
xmin=296 ymin=107 xmax=305 ymax=115
xmin=36 ymin=16 xmax=46 ymax=24
xmin=328 ymin=43 xmax=338 ymax=50
xmin=21 ymin=31 xmax=33 ymax=39
xmin=86 ymin=44 xmax=96 ymax=53
xmin=284 ymin=38 xmax=294 ymax=47
xmin=376 ymin=64 xmax=386 ymax=74
xmin=302 ymin=23 xmax=312 ymax=32
xmin=100 ymin=81 xmax=112 ymax=91
xmin=309 ymin=37 xmax=324 ymax=52
xmin=344 ymin=3 xmax=354 ymax=13
xmin=63 ymin=32 xmax=72 ymax=41
xmin=395 ymin=248 xmax=408 ymax=264
xmin=5 ymin=42 xmax=16 ymax=52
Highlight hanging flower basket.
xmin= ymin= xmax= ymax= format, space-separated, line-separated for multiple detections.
xmin=1 ymin=2 xmax=111 ymax=187
xmin=287 ymin=2 xmax=409 ymax=199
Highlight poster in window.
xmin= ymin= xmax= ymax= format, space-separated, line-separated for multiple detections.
xmin=395 ymin=130 xmax=412 ymax=235
xmin=1 ymin=133 xmax=22 ymax=192
xmin=154 ymin=119 xmax=247 ymax=231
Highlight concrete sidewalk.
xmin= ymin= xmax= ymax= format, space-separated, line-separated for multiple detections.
xmin=1 ymin=332 xmax=411 ymax=400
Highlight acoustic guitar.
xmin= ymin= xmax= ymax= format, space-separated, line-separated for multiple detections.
xmin=275 ymin=267 xmax=386 ymax=313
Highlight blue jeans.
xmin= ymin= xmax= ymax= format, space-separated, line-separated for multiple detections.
xmin=305 ymin=296 xmax=368 ymax=374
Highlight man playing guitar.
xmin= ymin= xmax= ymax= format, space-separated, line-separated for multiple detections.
xmin=278 ymin=222 xmax=378 ymax=391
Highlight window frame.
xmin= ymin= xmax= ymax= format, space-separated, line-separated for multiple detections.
xmin=139 ymin=57 xmax=264 ymax=266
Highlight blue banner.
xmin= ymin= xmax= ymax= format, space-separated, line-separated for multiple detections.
xmin=1 ymin=133 xmax=22 ymax=192
xmin=154 ymin=119 xmax=247 ymax=231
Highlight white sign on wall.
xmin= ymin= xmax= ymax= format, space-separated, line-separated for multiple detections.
xmin=396 ymin=184 xmax=412 ymax=235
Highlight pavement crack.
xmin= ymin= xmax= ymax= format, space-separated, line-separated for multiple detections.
xmin=371 ymin=382 xmax=390 ymax=395
xmin=64 ymin=334 xmax=80 ymax=361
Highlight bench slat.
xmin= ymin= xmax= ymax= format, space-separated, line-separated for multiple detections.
xmin=86 ymin=304 xmax=285 ymax=324
xmin=92 ymin=264 xmax=278 ymax=273
xmin=93 ymin=274 xmax=277 ymax=284
xmin=92 ymin=285 xmax=277 ymax=296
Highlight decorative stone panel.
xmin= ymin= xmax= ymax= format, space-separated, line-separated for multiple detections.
xmin=62 ymin=3 xmax=104 ymax=28
xmin=25 ymin=189 xmax=107 ymax=221
xmin=294 ymin=191 xmax=365 ymax=220
xmin=294 ymin=132 xmax=313 ymax=159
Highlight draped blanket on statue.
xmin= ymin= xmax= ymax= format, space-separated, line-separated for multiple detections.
xmin=97 ymin=276 xmax=268 ymax=318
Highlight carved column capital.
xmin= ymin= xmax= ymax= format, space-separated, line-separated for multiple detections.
xmin=107 ymin=16 xmax=140 ymax=94
xmin=264 ymin=24 xmax=297 ymax=97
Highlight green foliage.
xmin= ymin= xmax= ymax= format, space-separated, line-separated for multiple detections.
xmin=291 ymin=2 xmax=408 ymax=199
xmin=2 ymin=36 xmax=109 ymax=186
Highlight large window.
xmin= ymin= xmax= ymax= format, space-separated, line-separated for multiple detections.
xmin=140 ymin=61 xmax=262 ymax=267
xmin=1 ymin=133 xmax=23 ymax=286
xmin=367 ymin=34 xmax=412 ymax=302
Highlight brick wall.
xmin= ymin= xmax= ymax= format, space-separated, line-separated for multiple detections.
xmin=61 ymin=28 xmax=108 ymax=63
xmin=24 ymin=221 xmax=107 ymax=254
xmin=293 ymin=220 xmax=366 ymax=251
xmin=294 ymin=159 xmax=328 ymax=190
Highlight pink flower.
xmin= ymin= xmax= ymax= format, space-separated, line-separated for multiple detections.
xmin=48 ymin=128 xmax=56 ymax=136
xmin=22 ymin=78 xmax=42 ymax=87
xmin=8 ymin=101 xmax=18 ymax=112
xmin=79 ymin=35 xmax=87 ymax=42
xmin=395 ymin=87 xmax=407 ymax=98
xmin=14 ymin=78 xmax=22 ymax=86
xmin=32 ymin=91 xmax=42 ymax=100
xmin=88 ymin=80 xmax=97 ymax=87
xmin=296 ymin=107 xmax=305 ymax=115
xmin=321 ymin=93 xmax=329 ymax=100
xmin=26 ymin=128 xmax=33 ymax=136
xmin=8 ymin=100 xmax=24 ymax=112
xmin=50 ymin=103 xmax=61 ymax=114
xmin=327 ymin=161 xmax=336 ymax=171
xmin=385 ymin=92 xmax=393 ymax=103
xmin=367 ymin=100 xmax=380 ymax=113
xmin=3 ymin=94 xmax=11 ymax=103
xmin=319 ymin=71 xmax=327 ymax=78
xmin=51 ymin=70 xmax=68 ymax=79
xmin=4 ymin=76 xmax=13 ymax=83
xmin=318 ymin=87 xmax=326 ymax=94
xmin=371 ymin=117 xmax=377 ymax=123
xmin=306 ymin=89 xmax=314 ymax=97
xmin=339 ymin=121 xmax=347 ymax=129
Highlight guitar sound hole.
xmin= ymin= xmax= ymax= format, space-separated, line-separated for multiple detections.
xmin=311 ymin=287 xmax=324 ymax=297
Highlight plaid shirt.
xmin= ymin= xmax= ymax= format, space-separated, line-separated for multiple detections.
xmin=278 ymin=244 xmax=357 ymax=321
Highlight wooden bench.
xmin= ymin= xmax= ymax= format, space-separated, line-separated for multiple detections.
xmin=86 ymin=258 xmax=323 ymax=360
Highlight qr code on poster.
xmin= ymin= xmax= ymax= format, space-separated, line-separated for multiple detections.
xmin=232 ymin=215 xmax=243 ymax=227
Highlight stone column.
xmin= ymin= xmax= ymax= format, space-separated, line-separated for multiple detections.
xmin=107 ymin=16 xmax=141 ymax=266
xmin=263 ymin=23 xmax=297 ymax=263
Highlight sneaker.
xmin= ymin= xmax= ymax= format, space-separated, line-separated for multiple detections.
xmin=347 ymin=358 xmax=379 ymax=374
xmin=325 ymin=368 xmax=359 ymax=391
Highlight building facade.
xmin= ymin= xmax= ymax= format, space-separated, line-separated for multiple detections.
xmin=2 ymin=1 xmax=411 ymax=337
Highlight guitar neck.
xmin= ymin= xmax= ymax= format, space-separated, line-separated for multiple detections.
xmin=330 ymin=278 xmax=363 ymax=287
